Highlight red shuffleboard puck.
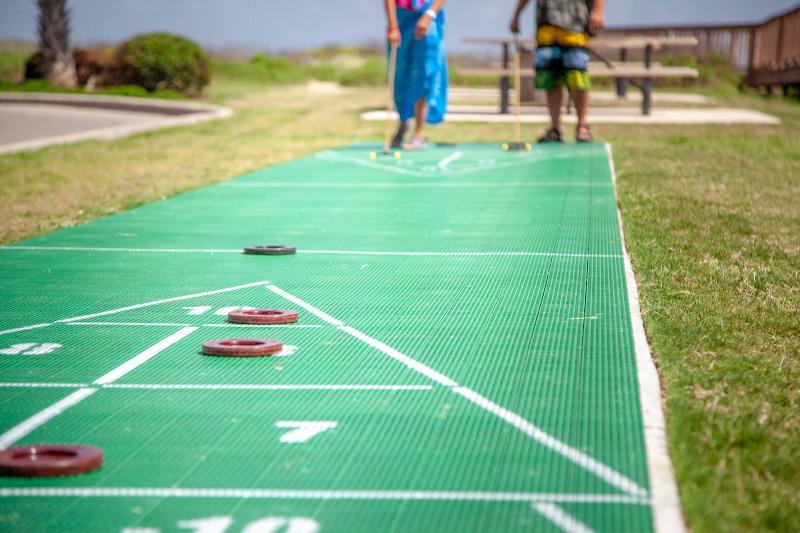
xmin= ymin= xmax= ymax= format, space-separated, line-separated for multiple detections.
xmin=201 ymin=338 xmax=283 ymax=357
xmin=0 ymin=445 xmax=103 ymax=478
xmin=228 ymin=309 xmax=299 ymax=325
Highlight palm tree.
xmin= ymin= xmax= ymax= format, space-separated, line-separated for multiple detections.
xmin=37 ymin=0 xmax=77 ymax=87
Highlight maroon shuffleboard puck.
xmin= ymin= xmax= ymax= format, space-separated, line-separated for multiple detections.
xmin=0 ymin=445 xmax=103 ymax=478
xmin=202 ymin=338 xmax=283 ymax=357
xmin=228 ymin=309 xmax=299 ymax=325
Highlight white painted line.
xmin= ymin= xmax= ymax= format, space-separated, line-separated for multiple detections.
xmin=0 ymin=246 xmax=622 ymax=259
xmin=452 ymin=386 xmax=648 ymax=498
xmin=222 ymin=181 xmax=605 ymax=189
xmin=63 ymin=321 xmax=321 ymax=329
xmin=606 ymin=142 xmax=685 ymax=533
xmin=0 ymin=487 xmax=650 ymax=504
xmin=273 ymin=344 xmax=298 ymax=357
xmin=2 ymin=246 xmax=240 ymax=253
xmin=533 ymin=503 xmax=596 ymax=533
xmin=265 ymin=285 xmax=344 ymax=327
xmin=276 ymin=421 xmax=337 ymax=443
xmin=265 ymin=283 xmax=645 ymax=496
xmin=0 ymin=382 xmax=87 ymax=389
xmin=0 ymin=388 xmax=97 ymax=449
xmin=103 ymin=384 xmax=433 ymax=391
xmin=338 ymin=326 xmax=457 ymax=387
xmin=298 ymin=250 xmax=621 ymax=259
xmin=323 ymin=149 xmax=520 ymax=177
xmin=0 ymin=328 xmax=198 ymax=448
xmin=0 ymin=323 xmax=52 ymax=336
xmin=0 ymin=382 xmax=433 ymax=391
xmin=314 ymin=152 xmax=424 ymax=177
xmin=437 ymin=150 xmax=463 ymax=169
xmin=93 ymin=327 xmax=197 ymax=385
xmin=202 ymin=324 xmax=322 ymax=329
xmin=56 ymin=281 xmax=271 ymax=323
xmin=67 ymin=321 xmax=192 ymax=327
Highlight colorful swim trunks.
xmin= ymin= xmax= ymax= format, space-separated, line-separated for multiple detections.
xmin=534 ymin=25 xmax=591 ymax=90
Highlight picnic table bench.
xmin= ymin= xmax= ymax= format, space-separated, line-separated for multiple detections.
xmin=461 ymin=36 xmax=699 ymax=115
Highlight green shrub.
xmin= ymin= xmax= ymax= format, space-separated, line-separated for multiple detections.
xmin=337 ymin=58 xmax=386 ymax=87
xmin=0 ymin=79 xmax=185 ymax=99
xmin=248 ymin=53 xmax=303 ymax=83
xmin=210 ymin=54 xmax=307 ymax=85
xmin=302 ymin=63 xmax=339 ymax=82
xmin=660 ymin=52 xmax=743 ymax=87
xmin=118 ymin=33 xmax=209 ymax=95
xmin=1 ymin=49 xmax=29 ymax=82
xmin=23 ymin=52 xmax=45 ymax=80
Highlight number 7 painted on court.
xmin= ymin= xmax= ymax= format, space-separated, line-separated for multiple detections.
xmin=275 ymin=421 xmax=337 ymax=443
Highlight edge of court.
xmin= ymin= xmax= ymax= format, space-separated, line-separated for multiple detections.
xmin=606 ymin=143 xmax=686 ymax=533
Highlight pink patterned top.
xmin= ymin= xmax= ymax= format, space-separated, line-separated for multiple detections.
xmin=396 ymin=0 xmax=425 ymax=11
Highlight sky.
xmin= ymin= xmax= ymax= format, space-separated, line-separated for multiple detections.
xmin=0 ymin=0 xmax=798 ymax=52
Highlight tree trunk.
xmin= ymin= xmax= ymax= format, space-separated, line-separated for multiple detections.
xmin=38 ymin=0 xmax=77 ymax=88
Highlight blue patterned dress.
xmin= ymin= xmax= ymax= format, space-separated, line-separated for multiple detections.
xmin=392 ymin=0 xmax=448 ymax=124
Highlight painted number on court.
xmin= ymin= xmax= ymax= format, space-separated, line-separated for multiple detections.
xmin=0 ymin=342 xmax=61 ymax=355
xmin=276 ymin=421 xmax=337 ymax=443
xmin=174 ymin=515 xmax=319 ymax=533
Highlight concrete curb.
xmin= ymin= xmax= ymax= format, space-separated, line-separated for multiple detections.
xmin=0 ymin=92 xmax=233 ymax=155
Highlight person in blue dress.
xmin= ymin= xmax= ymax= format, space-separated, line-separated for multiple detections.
xmin=384 ymin=0 xmax=448 ymax=150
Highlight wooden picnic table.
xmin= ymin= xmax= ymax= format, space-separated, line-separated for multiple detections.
xmin=462 ymin=35 xmax=699 ymax=115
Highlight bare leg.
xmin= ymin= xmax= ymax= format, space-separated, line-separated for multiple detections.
xmin=571 ymin=88 xmax=589 ymax=128
xmin=413 ymin=97 xmax=428 ymax=137
xmin=402 ymin=98 xmax=429 ymax=150
xmin=570 ymin=88 xmax=592 ymax=141
xmin=546 ymin=88 xmax=563 ymax=129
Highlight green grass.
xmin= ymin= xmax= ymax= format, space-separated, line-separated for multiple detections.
xmin=608 ymin=92 xmax=800 ymax=532
xmin=0 ymin=79 xmax=186 ymax=99
xmin=1 ymin=68 xmax=799 ymax=531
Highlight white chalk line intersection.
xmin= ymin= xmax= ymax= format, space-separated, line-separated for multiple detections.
xmin=264 ymin=284 xmax=648 ymax=498
xmin=0 ymin=327 xmax=197 ymax=450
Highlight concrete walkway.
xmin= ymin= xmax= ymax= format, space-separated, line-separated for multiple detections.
xmin=0 ymin=93 xmax=232 ymax=155
xmin=392 ymin=87 xmax=779 ymax=125
xmin=363 ymin=106 xmax=780 ymax=125
xmin=449 ymin=88 xmax=716 ymax=105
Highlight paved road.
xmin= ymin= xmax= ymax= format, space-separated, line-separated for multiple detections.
xmin=0 ymin=101 xmax=166 ymax=149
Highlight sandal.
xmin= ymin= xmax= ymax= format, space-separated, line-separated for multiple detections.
xmin=403 ymin=135 xmax=427 ymax=151
xmin=576 ymin=124 xmax=594 ymax=143
xmin=537 ymin=127 xmax=562 ymax=143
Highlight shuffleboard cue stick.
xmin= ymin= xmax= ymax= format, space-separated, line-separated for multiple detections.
xmin=383 ymin=42 xmax=399 ymax=154
xmin=514 ymin=34 xmax=522 ymax=146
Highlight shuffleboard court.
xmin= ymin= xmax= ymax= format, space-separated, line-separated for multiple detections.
xmin=0 ymin=143 xmax=678 ymax=532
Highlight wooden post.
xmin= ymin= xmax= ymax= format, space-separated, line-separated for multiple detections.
xmin=616 ymin=48 xmax=628 ymax=97
xmin=642 ymin=44 xmax=653 ymax=115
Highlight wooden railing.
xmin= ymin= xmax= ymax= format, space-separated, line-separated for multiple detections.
xmin=748 ymin=5 xmax=800 ymax=89
xmin=751 ymin=7 xmax=800 ymax=69
xmin=599 ymin=4 xmax=800 ymax=90
xmin=599 ymin=24 xmax=757 ymax=71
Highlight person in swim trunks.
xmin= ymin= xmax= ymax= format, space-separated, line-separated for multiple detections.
xmin=510 ymin=0 xmax=605 ymax=142
xmin=384 ymin=0 xmax=448 ymax=150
